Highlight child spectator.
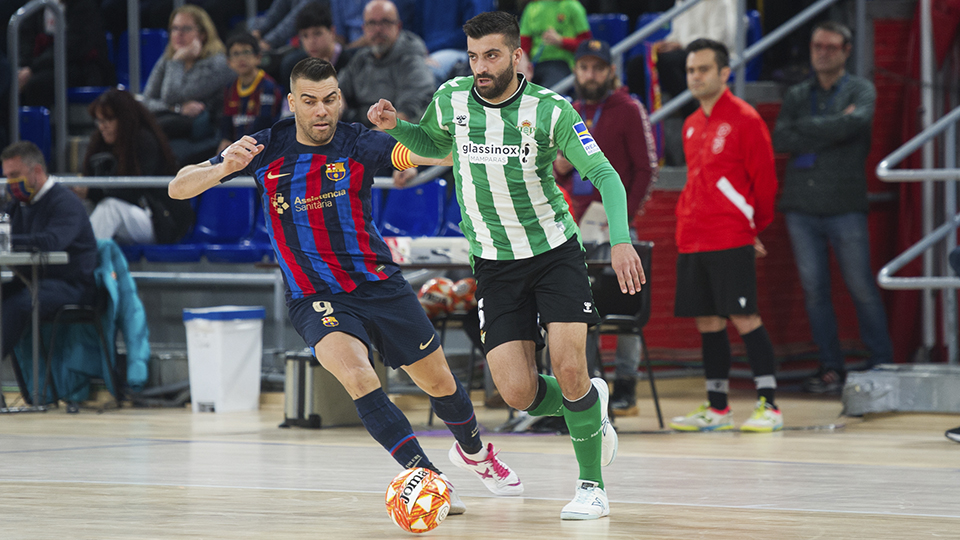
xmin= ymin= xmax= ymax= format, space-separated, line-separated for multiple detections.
xmin=218 ymin=33 xmax=283 ymax=154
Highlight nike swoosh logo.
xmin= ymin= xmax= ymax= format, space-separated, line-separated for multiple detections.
xmin=419 ymin=335 xmax=435 ymax=350
xmin=266 ymin=172 xmax=290 ymax=180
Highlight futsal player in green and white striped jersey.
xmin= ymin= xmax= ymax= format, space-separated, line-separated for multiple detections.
xmin=368 ymin=10 xmax=645 ymax=521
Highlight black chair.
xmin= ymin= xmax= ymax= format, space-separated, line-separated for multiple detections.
xmin=41 ymin=284 xmax=122 ymax=411
xmin=587 ymin=241 xmax=663 ymax=428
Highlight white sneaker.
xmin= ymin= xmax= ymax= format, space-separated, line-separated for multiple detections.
xmin=439 ymin=473 xmax=466 ymax=515
xmin=740 ymin=397 xmax=783 ymax=432
xmin=591 ymin=378 xmax=618 ymax=466
xmin=560 ymin=479 xmax=610 ymax=520
xmin=669 ymin=403 xmax=734 ymax=431
xmin=448 ymin=442 xmax=524 ymax=495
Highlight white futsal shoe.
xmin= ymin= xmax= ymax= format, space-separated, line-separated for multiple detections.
xmin=591 ymin=378 xmax=618 ymax=466
xmin=560 ymin=479 xmax=610 ymax=520
xmin=439 ymin=473 xmax=466 ymax=515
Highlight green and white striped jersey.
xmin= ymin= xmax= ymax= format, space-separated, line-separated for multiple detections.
xmin=389 ymin=74 xmax=627 ymax=261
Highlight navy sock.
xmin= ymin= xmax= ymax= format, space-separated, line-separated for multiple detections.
xmin=355 ymin=388 xmax=436 ymax=472
xmin=430 ymin=378 xmax=483 ymax=455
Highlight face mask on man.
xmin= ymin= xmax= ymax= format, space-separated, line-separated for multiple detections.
xmin=6 ymin=176 xmax=36 ymax=203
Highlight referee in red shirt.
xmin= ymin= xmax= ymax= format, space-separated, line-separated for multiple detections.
xmin=668 ymin=39 xmax=782 ymax=433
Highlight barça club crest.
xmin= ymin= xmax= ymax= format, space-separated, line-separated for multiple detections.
xmin=325 ymin=161 xmax=347 ymax=181
xmin=322 ymin=316 xmax=339 ymax=327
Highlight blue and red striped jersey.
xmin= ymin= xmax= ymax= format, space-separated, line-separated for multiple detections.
xmin=213 ymin=118 xmax=413 ymax=299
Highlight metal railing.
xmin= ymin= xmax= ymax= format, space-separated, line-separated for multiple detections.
xmin=875 ymin=0 xmax=960 ymax=365
xmin=7 ymin=0 xmax=67 ymax=173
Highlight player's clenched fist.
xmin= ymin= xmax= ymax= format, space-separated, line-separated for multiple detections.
xmin=222 ymin=135 xmax=264 ymax=173
xmin=367 ymin=99 xmax=398 ymax=131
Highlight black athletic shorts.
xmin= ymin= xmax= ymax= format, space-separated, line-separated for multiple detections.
xmin=286 ymin=272 xmax=441 ymax=369
xmin=674 ymin=244 xmax=758 ymax=318
xmin=473 ymin=235 xmax=600 ymax=354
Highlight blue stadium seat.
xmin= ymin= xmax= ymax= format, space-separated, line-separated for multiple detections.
xmin=67 ymin=87 xmax=109 ymax=105
xmin=143 ymin=187 xmax=255 ymax=262
xmin=204 ymin=194 xmax=272 ymax=263
xmin=119 ymin=244 xmax=143 ymax=263
xmin=627 ymin=13 xmax=671 ymax=62
xmin=588 ymin=13 xmax=629 ymax=46
xmin=380 ymin=179 xmax=446 ymax=237
xmin=115 ymin=29 xmax=169 ymax=91
xmin=440 ymin=193 xmax=464 ymax=237
xmin=18 ymin=107 xmax=51 ymax=164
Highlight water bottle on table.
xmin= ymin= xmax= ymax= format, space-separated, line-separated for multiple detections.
xmin=0 ymin=213 xmax=11 ymax=252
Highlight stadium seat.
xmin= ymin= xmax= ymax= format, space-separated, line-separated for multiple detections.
xmin=18 ymin=107 xmax=51 ymax=165
xmin=370 ymin=186 xmax=385 ymax=228
xmin=143 ymin=187 xmax=255 ymax=263
xmin=115 ymin=29 xmax=169 ymax=91
xmin=745 ymin=10 xmax=763 ymax=82
xmin=627 ymin=12 xmax=671 ymax=62
xmin=380 ymin=179 xmax=446 ymax=237
xmin=204 ymin=194 xmax=272 ymax=263
xmin=119 ymin=244 xmax=143 ymax=263
xmin=588 ymin=13 xmax=629 ymax=46
xmin=440 ymin=192 xmax=464 ymax=237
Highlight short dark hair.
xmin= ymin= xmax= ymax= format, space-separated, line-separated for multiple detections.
xmin=296 ymin=1 xmax=333 ymax=33
xmin=685 ymin=38 xmax=730 ymax=70
xmin=463 ymin=11 xmax=520 ymax=52
xmin=813 ymin=21 xmax=852 ymax=46
xmin=290 ymin=57 xmax=337 ymax=87
xmin=225 ymin=32 xmax=260 ymax=56
xmin=1 ymin=140 xmax=47 ymax=172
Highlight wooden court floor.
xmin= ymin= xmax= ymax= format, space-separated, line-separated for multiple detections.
xmin=1 ymin=378 xmax=958 ymax=539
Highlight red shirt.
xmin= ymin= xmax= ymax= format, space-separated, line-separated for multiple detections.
xmin=676 ymin=89 xmax=777 ymax=253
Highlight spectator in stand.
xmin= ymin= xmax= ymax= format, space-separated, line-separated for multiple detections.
xmin=338 ymin=0 xmax=434 ymax=127
xmin=626 ymin=0 xmax=736 ymax=109
xmin=218 ymin=33 xmax=283 ymax=154
xmin=279 ymin=2 xmax=355 ymax=93
xmin=1 ymin=141 xmax=97 ymax=373
xmin=248 ymin=0 xmax=314 ymax=53
xmin=554 ymin=40 xmax=658 ymax=416
xmin=519 ymin=0 xmax=591 ymax=89
xmin=141 ymin=5 xmax=234 ymax=166
xmin=772 ymin=21 xmax=892 ymax=394
xmin=80 ymin=89 xmax=194 ymax=245
xmin=17 ymin=0 xmax=115 ymax=109
xmin=332 ymin=0 xmax=371 ymax=48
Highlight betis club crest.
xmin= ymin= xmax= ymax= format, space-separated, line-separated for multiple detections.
xmin=325 ymin=161 xmax=347 ymax=181
xmin=518 ymin=119 xmax=536 ymax=136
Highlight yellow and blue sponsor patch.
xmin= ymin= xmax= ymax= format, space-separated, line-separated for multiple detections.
xmin=573 ymin=121 xmax=600 ymax=155
xmin=325 ymin=162 xmax=347 ymax=181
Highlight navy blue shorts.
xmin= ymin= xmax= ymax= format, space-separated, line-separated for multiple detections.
xmin=287 ymin=273 xmax=441 ymax=369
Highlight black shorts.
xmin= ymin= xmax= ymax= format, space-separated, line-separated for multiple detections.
xmin=286 ymin=273 xmax=441 ymax=369
xmin=473 ymin=235 xmax=599 ymax=354
xmin=674 ymin=245 xmax=758 ymax=318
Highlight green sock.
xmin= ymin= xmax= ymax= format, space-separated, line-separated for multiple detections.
xmin=526 ymin=375 xmax=564 ymax=417
xmin=562 ymin=386 xmax=603 ymax=489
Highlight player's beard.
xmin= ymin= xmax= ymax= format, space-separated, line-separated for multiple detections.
xmin=296 ymin=113 xmax=336 ymax=146
xmin=474 ymin=59 xmax=517 ymax=100
xmin=575 ymin=74 xmax=613 ymax=103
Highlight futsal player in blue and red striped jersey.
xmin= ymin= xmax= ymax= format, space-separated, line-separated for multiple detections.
xmin=169 ymin=58 xmax=523 ymax=514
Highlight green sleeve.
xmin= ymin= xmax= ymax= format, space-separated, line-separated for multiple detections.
xmin=554 ymin=103 xmax=631 ymax=245
xmin=385 ymin=98 xmax=453 ymax=160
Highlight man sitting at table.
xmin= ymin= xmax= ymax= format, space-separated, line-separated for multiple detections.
xmin=0 ymin=141 xmax=98 ymax=384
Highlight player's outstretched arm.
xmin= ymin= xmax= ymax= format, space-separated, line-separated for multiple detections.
xmin=610 ymin=242 xmax=645 ymax=295
xmin=169 ymin=136 xmax=264 ymax=200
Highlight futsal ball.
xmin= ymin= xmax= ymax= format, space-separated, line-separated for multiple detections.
xmin=385 ymin=467 xmax=451 ymax=533
xmin=417 ymin=277 xmax=454 ymax=319
xmin=449 ymin=278 xmax=477 ymax=312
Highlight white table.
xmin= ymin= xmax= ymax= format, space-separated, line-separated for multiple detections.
xmin=0 ymin=251 xmax=69 ymax=413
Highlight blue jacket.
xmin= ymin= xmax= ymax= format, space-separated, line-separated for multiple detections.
xmin=15 ymin=239 xmax=150 ymax=402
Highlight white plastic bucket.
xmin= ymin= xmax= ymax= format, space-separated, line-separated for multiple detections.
xmin=183 ymin=305 xmax=266 ymax=413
